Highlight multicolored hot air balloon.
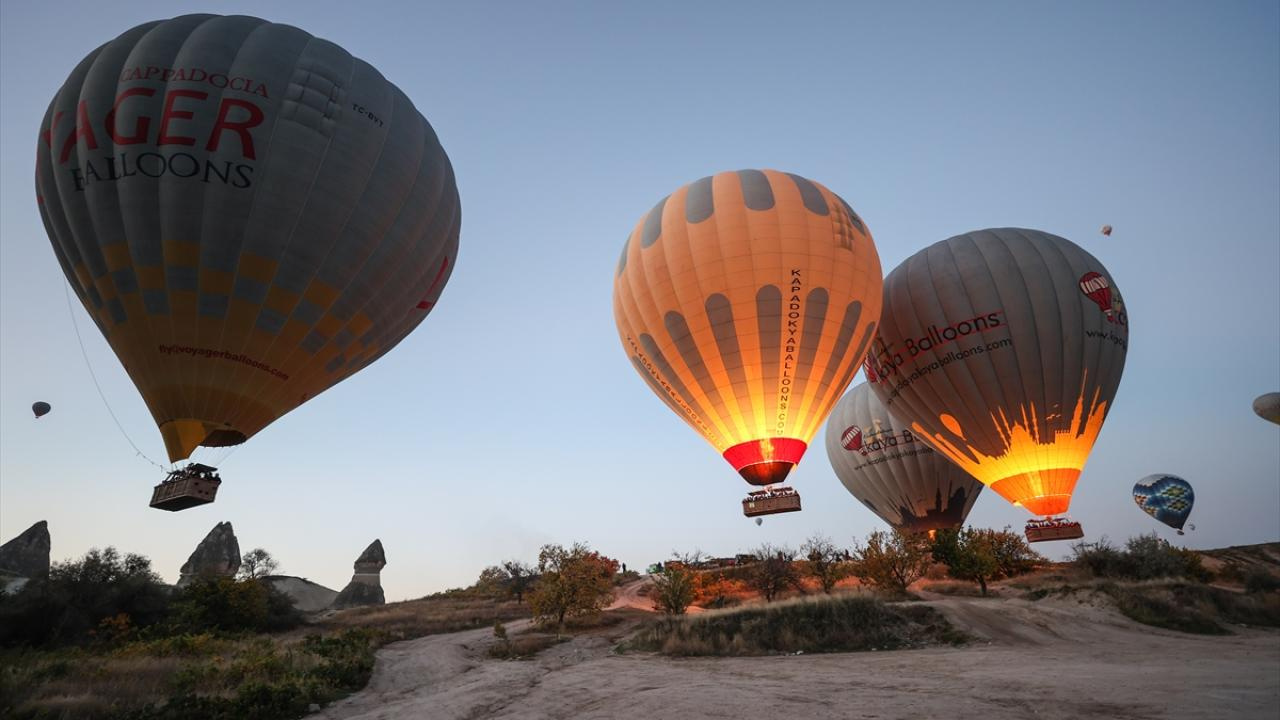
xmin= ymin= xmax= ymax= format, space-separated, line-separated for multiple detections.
xmin=825 ymin=382 xmax=982 ymax=534
xmin=37 ymin=15 xmax=460 ymax=469
xmin=865 ymin=228 xmax=1128 ymax=541
xmin=1253 ymin=393 xmax=1280 ymax=425
xmin=32 ymin=402 xmax=52 ymax=419
xmin=1133 ymin=474 xmax=1195 ymax=534
xmin=613 ymin=170 xmax=882 ymax=516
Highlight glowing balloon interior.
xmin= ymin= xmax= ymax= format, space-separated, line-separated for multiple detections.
xmin=37 ymin=15 xmax=460 ymax=462
xmin=866 ymin=228 xmax=1128 ymax=518
xmin=614 ymin=169 xmax=882 ymax=488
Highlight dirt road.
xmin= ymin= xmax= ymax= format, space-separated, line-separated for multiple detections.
xmin=311 ymin=594 xmax=1279 ymax=720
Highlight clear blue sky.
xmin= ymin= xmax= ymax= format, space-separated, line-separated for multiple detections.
xmin=2 ymin=1 xmax=1277 ymax=601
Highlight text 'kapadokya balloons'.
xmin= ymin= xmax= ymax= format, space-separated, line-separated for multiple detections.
xmin=37 ymin=14 xmax=460 ymax=462
xmin=614 ymin=170 xmax=882 ymax=493
xmin=1133 ymin=474 xmax=1194 ymax=533
xmin=865 ymin=228 xmax=1128 ymax=519
xmin=1253 ymin=393 xmax=1280 ymax=425
xmin=825 ymin=382 xmax=983 ymax=533
xmin=32 ymin=402 xmax=52 ymax=419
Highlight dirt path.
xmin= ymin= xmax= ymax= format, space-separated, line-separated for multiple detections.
xmin=311 ymin=595 xmax=1280 ymax=720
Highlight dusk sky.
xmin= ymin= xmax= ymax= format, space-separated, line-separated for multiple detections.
xmin=2 ymin=1 xmax=1277 ymax=601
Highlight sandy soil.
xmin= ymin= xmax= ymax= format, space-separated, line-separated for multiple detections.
xmin=311 ymin=593 xmax=1280 ymax=720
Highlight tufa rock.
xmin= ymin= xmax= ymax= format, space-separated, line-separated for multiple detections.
xmin=178 ymin=521 xmax=241 ymax=587
xmin=333 ymin=539 xmax=386 ymax=608
xmin=0 ymin=520 xmax=51 ymax=578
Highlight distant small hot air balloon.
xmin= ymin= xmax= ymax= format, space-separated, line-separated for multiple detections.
xmin=755 ymin=517 xmax=763 ymax=527
xmin=1101 ymin=225 xmax=1113 ymax=236
xmin=32 ymin=402 xmax=51 ymax=419
xmin=1253 ymin=393 xmax=1280 ymax=425
xmin=1133 ymin=474 xmax=1195 ymax=534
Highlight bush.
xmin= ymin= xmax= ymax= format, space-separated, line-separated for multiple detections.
xmin=1071 ymin=534 xmax=1210 ymax=582
xmin=0 ymin=547 xmax=171 ymax=647
xmin=801 ymin=535 xmax=851 ymax=594
xmin=170 ymin=578 xmax=302 ymax=634
xmin=746 ymin=544 xmax=803 ymax=602
xmin=851 ymin=530 xmax=932 ymax=596
xmin=651 ymin=564 xmax=698 ymax=615
xmin=1245 ymin=570 xmax=1280 ymax=594
xmin=626 ymin=595 xmax=966 ymax=656
xmin=528 ymin=543 xmax=619 ymax=629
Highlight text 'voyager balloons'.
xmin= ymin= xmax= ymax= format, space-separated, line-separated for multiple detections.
xmin=1133 ymin=474 xmax=1195 ymax=533
xmin=37 ymin=14 xmax=460 ymax=462
xmin=865 ymin=228 xmax=1128 ymax=520
xmin=825 ymin=382 xmax=982 ymax=534
xmin=614 ymin=170 xmax=882 ymax=499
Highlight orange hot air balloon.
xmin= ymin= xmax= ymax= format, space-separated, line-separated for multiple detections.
xmin=613 ymin=170 xmax=883 ymax=515
xmin=865 ymin=228 xmax=1128 ymax=541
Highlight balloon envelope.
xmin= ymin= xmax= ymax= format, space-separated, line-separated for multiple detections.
xmin=825 ymin=382 xmax=983 ymax=533
xmin=1253 ymin=393 xmax=1280 ymax=425
xmin=1133 ymin=474 xmax=1194 ymax=531
xmin=865 ymin=228 xmax=1129 ymax=517
xmin=614 ymin=170 xmax=882 ymax=487
xmin=1101 ymin=225 xmax=1113 ymax=236
xmin=37 ymin=15 xmax=460 ymax=461
xmin=32 ymin=402 xmax=52 ymax=419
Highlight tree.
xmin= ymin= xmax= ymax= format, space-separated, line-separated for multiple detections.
xmin=651 ymin=551 xmax=703 ymax=615
xmin=747 ymin=543 xmax=803 ymax=602
xmin=237 ymin=548 xmax=279 ymax=580
xmin=502 ymin=560 xmax=538 ymax=604
xmin=988 ymin=527 xmax=1044 ymax=578
xmin=851 ymin=529 xmax=932 ymax=595
xmin=947 ymin=528 xmax=1000 ymax=595
xmin=528 ymin=543 xmax=619 ymax=629
xmin=801 ymin=534 xmax=850 ymax=594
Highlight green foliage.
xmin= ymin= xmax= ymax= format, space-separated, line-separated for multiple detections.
xmin=626 ymin=595 xmax=966 ymax=656
xmin=1244 ymin=570 xmax=1280 ymax=594
xmin=0 ymin=547 xmax=171 ymax=647
xmin=801 ymin=534 xmax=851 ymax=594
xmin=946 ymin=528 xmax=1000 ymax=595
xmin=650 ymin=561 xmax=698 ymax=615
xmin=169 ymin=578 xmax=302 ymax=634
xmin=528 ymin=543 xmax=619 ymax=628
xmin=851 ymin=530 xmax=932 ymax=595
xmin=932 ymin=527 xmax=1044 ymax=595
xmin=1072 ymin=534 xmax=1211 ymax=582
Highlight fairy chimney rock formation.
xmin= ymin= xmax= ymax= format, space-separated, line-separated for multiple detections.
xmin=0 ymin=520 xmax=51 ymax=577
xmin=178 ymin=521 xmax=241 ymax=587
xmin=333 ymin=539 xmax=386 ymax=608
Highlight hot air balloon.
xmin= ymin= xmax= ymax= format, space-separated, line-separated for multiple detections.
xmin=864 ymin=228 xmax=1128 ymax=542
xmin=825 ymin=382 xmax=983 ymax=533
xmin=37 ymin=15 xmax=460 ymax=509
xmin=1133 ymin=474 xmax=1194 ymax=534
xmin=613 ymin=170 xmax=883 ymax=517
xmin=1253 ymin=393 xmax=1280 ymax=425
xmin=1100 ymin=225 xmax=1113 ymax=236
xmin=755 ymin=517 xmax=763 ymax=527
xmin=32 ymin=402 xmax=52 ymax=419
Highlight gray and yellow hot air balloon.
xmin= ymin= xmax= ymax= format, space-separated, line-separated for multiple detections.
xmin=825 ymin=382 xmax=982 ymax=534
xmin=865 ymin=228 xmax=1128 ymax=540
xmin=613 ymin=170 xmax=882 ymax=516
xmin=37 ymin=15 xmax=460 ymax=466
xmin=1253 ymin=393 xmax=1280 ymax=425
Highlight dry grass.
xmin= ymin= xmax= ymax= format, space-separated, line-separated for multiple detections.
xmin=315 ymin=595 xmax=530 ymax=639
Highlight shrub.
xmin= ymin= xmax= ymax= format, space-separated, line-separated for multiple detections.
xmin=745 ymin=544 xmax=803 ymax=602
xmin=801 ymin=534 xmax=851 ymax=594
xmin=851 ymin=530 xmax=932 ymax=595
xmin=651 ymin=563 xmax=699 ymax=615
xmin=528 ymin=543 xmax=619 ymax=629
xmin=1071 ymin=534 xmax=1211 ymax=582
xmin=1245 ymin=570 xmax=1280 ymax=594
xmin=170 ymin=578 xmax=302 ymax=634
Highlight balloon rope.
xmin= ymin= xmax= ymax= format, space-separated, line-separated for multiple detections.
xmin=63 ymin=281 xmax=169 ymax=472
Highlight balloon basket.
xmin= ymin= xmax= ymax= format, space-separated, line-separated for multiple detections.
xmin=150 ymin=463 xmax=221 ymax=511
xmin=1024 ymin=517 xmax=1084 ymax=543
xmin=743 ymin=487 xmax=801 ymax=517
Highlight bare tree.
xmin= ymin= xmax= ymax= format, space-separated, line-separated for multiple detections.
xmin=502 ymin=560 xmax=537 ymax=604
xmin=237 ymin=548 xmax=279 ymax=580
xmin=801 ymin=534 xmax=850 ymax=594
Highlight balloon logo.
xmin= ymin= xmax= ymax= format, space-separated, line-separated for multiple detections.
xmin=1133 ymin=474 xmax=1195 ymax=533
xmin=841 ymin=425 xmax=864 ymax=451
xmin=867 ymin=228 xmax=1129 ymax=519
xmin=614 ymin=169 xmax=882 ymax=492
xmin=1079 ymin=271 xmax=1114 ymax=318
xmin=37 ymin=15 xmax=460 ymax=462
